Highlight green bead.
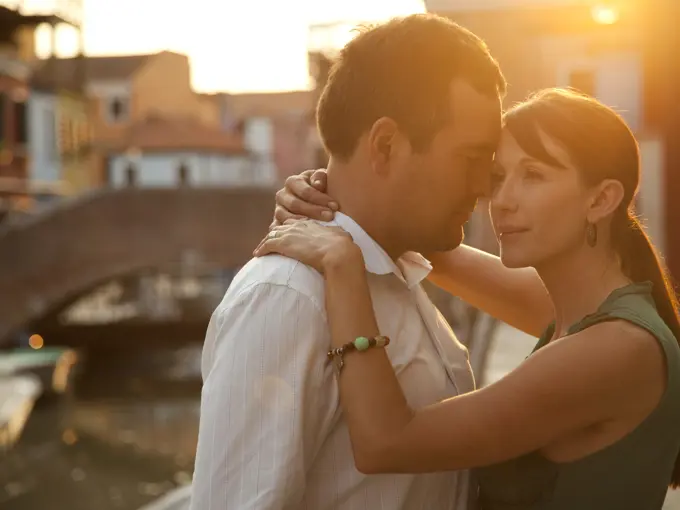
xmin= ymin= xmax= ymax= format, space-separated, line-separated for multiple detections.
xmin=354 ymin=336 xmax=370 ymax=351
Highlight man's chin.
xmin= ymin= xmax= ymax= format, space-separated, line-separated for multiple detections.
xmin=430 ymin=229 xmax=464 ymax=253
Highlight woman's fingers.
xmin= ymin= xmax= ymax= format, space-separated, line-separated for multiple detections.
xmin=275 ymin=186 xmax=335 ymax=222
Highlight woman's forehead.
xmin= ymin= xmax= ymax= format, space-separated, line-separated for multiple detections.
xmin=497 ymin=126 xmax=575 ymax=170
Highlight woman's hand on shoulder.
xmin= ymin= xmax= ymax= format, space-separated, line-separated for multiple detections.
xmin=255 ymin=219 xmax=362 ymax=275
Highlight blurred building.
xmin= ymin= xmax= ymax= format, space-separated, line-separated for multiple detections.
xmin=107 ymin=115 xmax=250 ymax=188
xmin=29 ymin=56 xmax=91 ymax=199
xmin=638 ymin=0 xmax=680 ymax=282
xmin=205 ymin=21 xmax=364 ymax=184
xmin=26 ymin=50 xmax=276 ymax=190
xmin=34 ymin=51 xmax=228 ymax=189
xmin=425 ymin=1 xmax=642 ymax=127
xmin=0 ymin=0 xmax=83 ymax=214
xmin=205 ymin=90 xmax=317 ymax=183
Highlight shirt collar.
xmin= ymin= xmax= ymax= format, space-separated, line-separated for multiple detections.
xmin=322 ymin=212 xmax=432 ymax=289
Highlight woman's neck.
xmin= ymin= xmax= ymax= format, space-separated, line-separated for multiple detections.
xmin=536 ymin=245 xmax=631 ymax=340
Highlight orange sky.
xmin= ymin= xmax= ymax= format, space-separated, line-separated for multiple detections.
xmin=35 ymin=0 xmax=426 ymax=93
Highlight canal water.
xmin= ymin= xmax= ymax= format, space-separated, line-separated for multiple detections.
xmin=0 ymin=346 xmax=203 ymax=510
xmin=0 ymin=271 xmax=237 ymax=510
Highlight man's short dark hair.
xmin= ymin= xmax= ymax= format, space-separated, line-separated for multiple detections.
xmin=316 ymin=14 xmax=506 ymax=161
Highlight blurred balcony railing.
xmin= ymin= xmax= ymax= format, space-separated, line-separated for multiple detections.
xmin=0 ymin=0 xmax=82 ymax=26
xmin=0 ymin=177 xmax=70 ymax=198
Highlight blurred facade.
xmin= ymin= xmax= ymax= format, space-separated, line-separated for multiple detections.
xmin=29 ymin=57 xmax=91 ymax=197
xmin=3 ymin=37 xmax=307 ymax=222
xmin=31 ymin=51 xmax=254 ymax=190
xmin=0 ymin=0 xmax=83 ymax=215
xmin=426 ymin=1 xmax=643 ymax=124
xmin=205 ymin=90 xmax=317 ymax=183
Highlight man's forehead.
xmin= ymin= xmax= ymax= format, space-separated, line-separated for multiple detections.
xmin=446 ymin=79 xmax=502 ymax=149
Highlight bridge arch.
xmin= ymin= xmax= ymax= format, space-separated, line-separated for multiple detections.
xmin=0 ymin=187 xmax=275 ymax=343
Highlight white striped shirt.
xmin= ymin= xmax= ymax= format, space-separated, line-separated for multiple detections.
xmin=190 ymin=213 xmax=476 ymax=510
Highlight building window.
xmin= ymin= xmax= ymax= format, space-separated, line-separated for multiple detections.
xmin=106 ymin=96 xmax=129 ymax=124
xmin=44 ymin=109 xmax=57 ymax=162
xmin=569 ymin=69 xmax=596 ymax=97
xmin=125 ymin=163 xmax=137 ymax=186
xmin=178 ymin=162 xmax=189 ymax=186
xmin=0 ymin=93 xmax=6 ymax=145
xmin=63 ymin=119 xmax=71 ymax=153
xmin=79 ymin=120 xmax=91 ymax=147
xmin=13 ymin=100 xmax=27 ymax=145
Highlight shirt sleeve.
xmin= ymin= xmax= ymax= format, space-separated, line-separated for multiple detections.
xmin=189 ymin=282 xmax=337 ymax=510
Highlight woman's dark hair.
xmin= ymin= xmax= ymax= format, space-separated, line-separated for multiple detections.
xmin=504 ymin=88 xmax=680 ymax=487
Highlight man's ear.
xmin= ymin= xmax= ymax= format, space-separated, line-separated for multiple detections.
xmin=367 ymin=117 xmax=402 ymax=175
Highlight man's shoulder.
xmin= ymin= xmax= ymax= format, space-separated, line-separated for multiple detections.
xmin=223 ymin=255 xmax=326 ymax=309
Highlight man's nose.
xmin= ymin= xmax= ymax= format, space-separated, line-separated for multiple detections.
xmin=470 ymin=165 xmax=492 ymax=199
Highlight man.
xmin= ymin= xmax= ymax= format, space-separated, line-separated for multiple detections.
xmin=190 ymin=13 xmax=505 ymax=510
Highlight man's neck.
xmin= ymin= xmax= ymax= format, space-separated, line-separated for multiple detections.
xmin=326 ymin=161 xmax=405 ymax=261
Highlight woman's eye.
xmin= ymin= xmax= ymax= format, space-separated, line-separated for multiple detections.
xmin=525 ymin=168 xmax=544 ymax=181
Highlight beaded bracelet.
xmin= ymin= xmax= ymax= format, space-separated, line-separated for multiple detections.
xmin=327 ymin=335 xmax=390 ymax=374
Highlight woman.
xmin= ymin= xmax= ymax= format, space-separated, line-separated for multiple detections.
xmin=254 ymin=88 xmax=680 ymax=509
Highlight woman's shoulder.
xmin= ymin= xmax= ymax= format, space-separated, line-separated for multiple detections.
xmin=532 ymin=320 xmax=664 ymax=399
xmin=575 ymin=319 xmax=661 ymax=359
xmin=556 ymin=319 xmax=659 ymax=361
xmin=568 ymin=281 xmax=676 ymax=347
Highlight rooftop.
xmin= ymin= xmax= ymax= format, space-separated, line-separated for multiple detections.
xmin=105 ymin=115 xmax=247 ymax=156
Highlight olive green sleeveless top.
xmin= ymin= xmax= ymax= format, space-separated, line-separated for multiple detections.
xmin=475 ymin=282 xmax=680 ymax=510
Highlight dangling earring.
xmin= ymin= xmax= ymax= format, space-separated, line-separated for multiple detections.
xmin=586 ymin=222 xmax=598 ymax=247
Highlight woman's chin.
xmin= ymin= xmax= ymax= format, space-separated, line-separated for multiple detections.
xmin=499 ymin=251 xmax=533 ymax=269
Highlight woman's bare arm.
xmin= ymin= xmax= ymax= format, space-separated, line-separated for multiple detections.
xmin=427 ymin=246 xmax=553 ymax=337
xmin=322 ymin=248 xmax=661 ymax=474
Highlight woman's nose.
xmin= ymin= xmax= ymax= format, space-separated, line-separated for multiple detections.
xmin=491 ymin=178 xmax=519 ymax=213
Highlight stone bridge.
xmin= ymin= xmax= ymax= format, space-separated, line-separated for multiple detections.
xmin=0 ymin=187 xmax=275 ymax=344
